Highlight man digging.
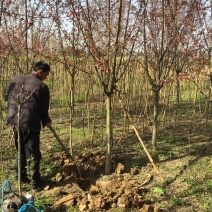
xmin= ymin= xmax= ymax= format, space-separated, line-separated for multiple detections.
xmin=3 ymin=61 xmax=52 ymax=191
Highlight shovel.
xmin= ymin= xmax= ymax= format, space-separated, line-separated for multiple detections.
xmin=48 ymin=124 xmax=81 ymax=178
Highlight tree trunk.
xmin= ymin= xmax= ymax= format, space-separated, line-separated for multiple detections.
xmin=18 ymin=103 xmax=22 ymax=195
xmin=205 ymin=86 xmax=211 ymax=127
xmin=69 ymin=72 xmax=75 ymax=154
xmin=152 ymin=89 xmax=159 ymax=150
xmin=105 ymin=94 xmax=113 ymax=175
xmin=70 ymin=72 xmax=75 ymax=115
xmin=25 ymin=0 xmax=29 ymax=73
xmin=205 ymin=50 xmax=212 ymax=127
xmin=176 ymin=71 xmax=180 ymax=107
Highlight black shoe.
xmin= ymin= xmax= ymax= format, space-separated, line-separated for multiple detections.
xmin=32 ymin=180 xmax=44 ymax=191
xmin=32 ymin=186 xmax=41 ymax=192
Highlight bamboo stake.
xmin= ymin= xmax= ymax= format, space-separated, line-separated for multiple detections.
xmin=116 ymin=88 xmax=167 ymax=186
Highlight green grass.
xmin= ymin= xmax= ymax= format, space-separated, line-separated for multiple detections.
xmin=34 ymin=195 xmax=54 ymax=210
xmin=72 ymin=127 xmax=92 ymax=140
xmin=41 ymin=162 xmax=60 ymax=179
xmin=66 ymin=205 xmax=80 ymax=212
xmin=171 ymin=195 xmax=183 ymax=206
xmin=181 ymin=157 xmax=212 ymax=211
xmin=152 ymin=186 xmax=166 ymax=196
xmin=0 ymin=171 xmax=7 ymax=183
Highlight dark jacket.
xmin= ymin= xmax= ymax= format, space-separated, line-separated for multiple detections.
xmin=4 ymin=73 xmax=51 ymax=132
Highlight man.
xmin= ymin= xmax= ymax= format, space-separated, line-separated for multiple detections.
xmin=4 ymin=61 xmax=51 ymax=190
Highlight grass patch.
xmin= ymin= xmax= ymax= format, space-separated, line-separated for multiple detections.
xmin=35 ymin=195 xmax=54 ymax=210
xmin=152 ymin=186 xmax=166 ymax=196
xmin=171 ymin=195 xmax=183 ymax=206
xmin=181 ymin=156 xmax=212 ymax=211
xmin=66 ymin=205 xmax=80 ymax=212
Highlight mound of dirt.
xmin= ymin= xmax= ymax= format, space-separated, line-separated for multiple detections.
xmin=43 ymin=148 xmax=162 ymax=212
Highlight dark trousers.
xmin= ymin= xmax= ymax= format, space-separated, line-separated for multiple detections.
xmin=14 ymin=130 xmax=42 ymax=185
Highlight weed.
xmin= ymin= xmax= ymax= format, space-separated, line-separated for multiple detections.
xmin=152 ymin=186 xmax=165 ymax=196
xmin=42 ymin=164 xmax=59 ymax=178
xmin=41 ymin=155 xmax=60 ymax=178
xmin=158 ymin=150 xmax=174 ymax=161
xmin=165 ymin=177 xmax=174 ymax=185
xmin=0 ymin=171 xmax=7 ymax=182
xmin=181 ymin=156 xmax=212 ymax=210
xmin=171 ymin=195 xmax=183 ymax=206
xmin=164 ymin=125 xmax=174 ymax=130
xmin=48 ymin=144 xmax=64 ymax=153
xmin=130 ymin=162 xmax=139 ymax=168
xmin=34 ymin=196 xmax=54 ymax=209
xmin=66 ymin=205 xmax=80 ymax=212
xmin=133 ymin=143 xmax=142 ymax=151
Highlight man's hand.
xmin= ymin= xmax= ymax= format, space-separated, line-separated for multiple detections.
xmin=45 ymin=122 xmax=51 ymax=128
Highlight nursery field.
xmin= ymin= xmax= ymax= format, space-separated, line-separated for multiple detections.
xmin=0 ymin=64 xmax=211 ymax=212
xmin=0 ymin=0 xmax=211 ymax=210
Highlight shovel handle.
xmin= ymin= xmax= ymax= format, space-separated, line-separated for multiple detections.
xmin=49 ymin=125 xmax=70 ymax=156
xmin=48 ymin=124 xmax=81 ymax=178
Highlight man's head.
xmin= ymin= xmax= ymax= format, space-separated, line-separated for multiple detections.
xmin=33 ymin=61 xmax=50 ymax=81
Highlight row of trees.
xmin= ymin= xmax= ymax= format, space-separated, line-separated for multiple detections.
xmin=0 ymin=0 xmax=211 ymax=174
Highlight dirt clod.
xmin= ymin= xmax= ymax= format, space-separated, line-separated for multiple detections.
xmin=46 ymin=149 xmax=159 ymax=211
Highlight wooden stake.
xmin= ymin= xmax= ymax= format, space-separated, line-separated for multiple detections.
xmin=117 ymin=88 xmax=167 ymax=186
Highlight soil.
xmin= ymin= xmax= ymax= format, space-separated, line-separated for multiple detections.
xmin=35 ymin=147 xmax=161 ymax=212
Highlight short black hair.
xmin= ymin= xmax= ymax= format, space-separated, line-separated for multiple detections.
xmin=33 ymin=61 xmax=50 ymax=72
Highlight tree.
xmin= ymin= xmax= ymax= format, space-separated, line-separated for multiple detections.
xmin=70 ymin=0 xmax=142 ymax=174
xmin=54 ymin=0 xmax=83 ymax=153
xmin=195 ymin=0 xmax=212 ymax=126
xmin=140 ymin=0 xmax=202 ymax=149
